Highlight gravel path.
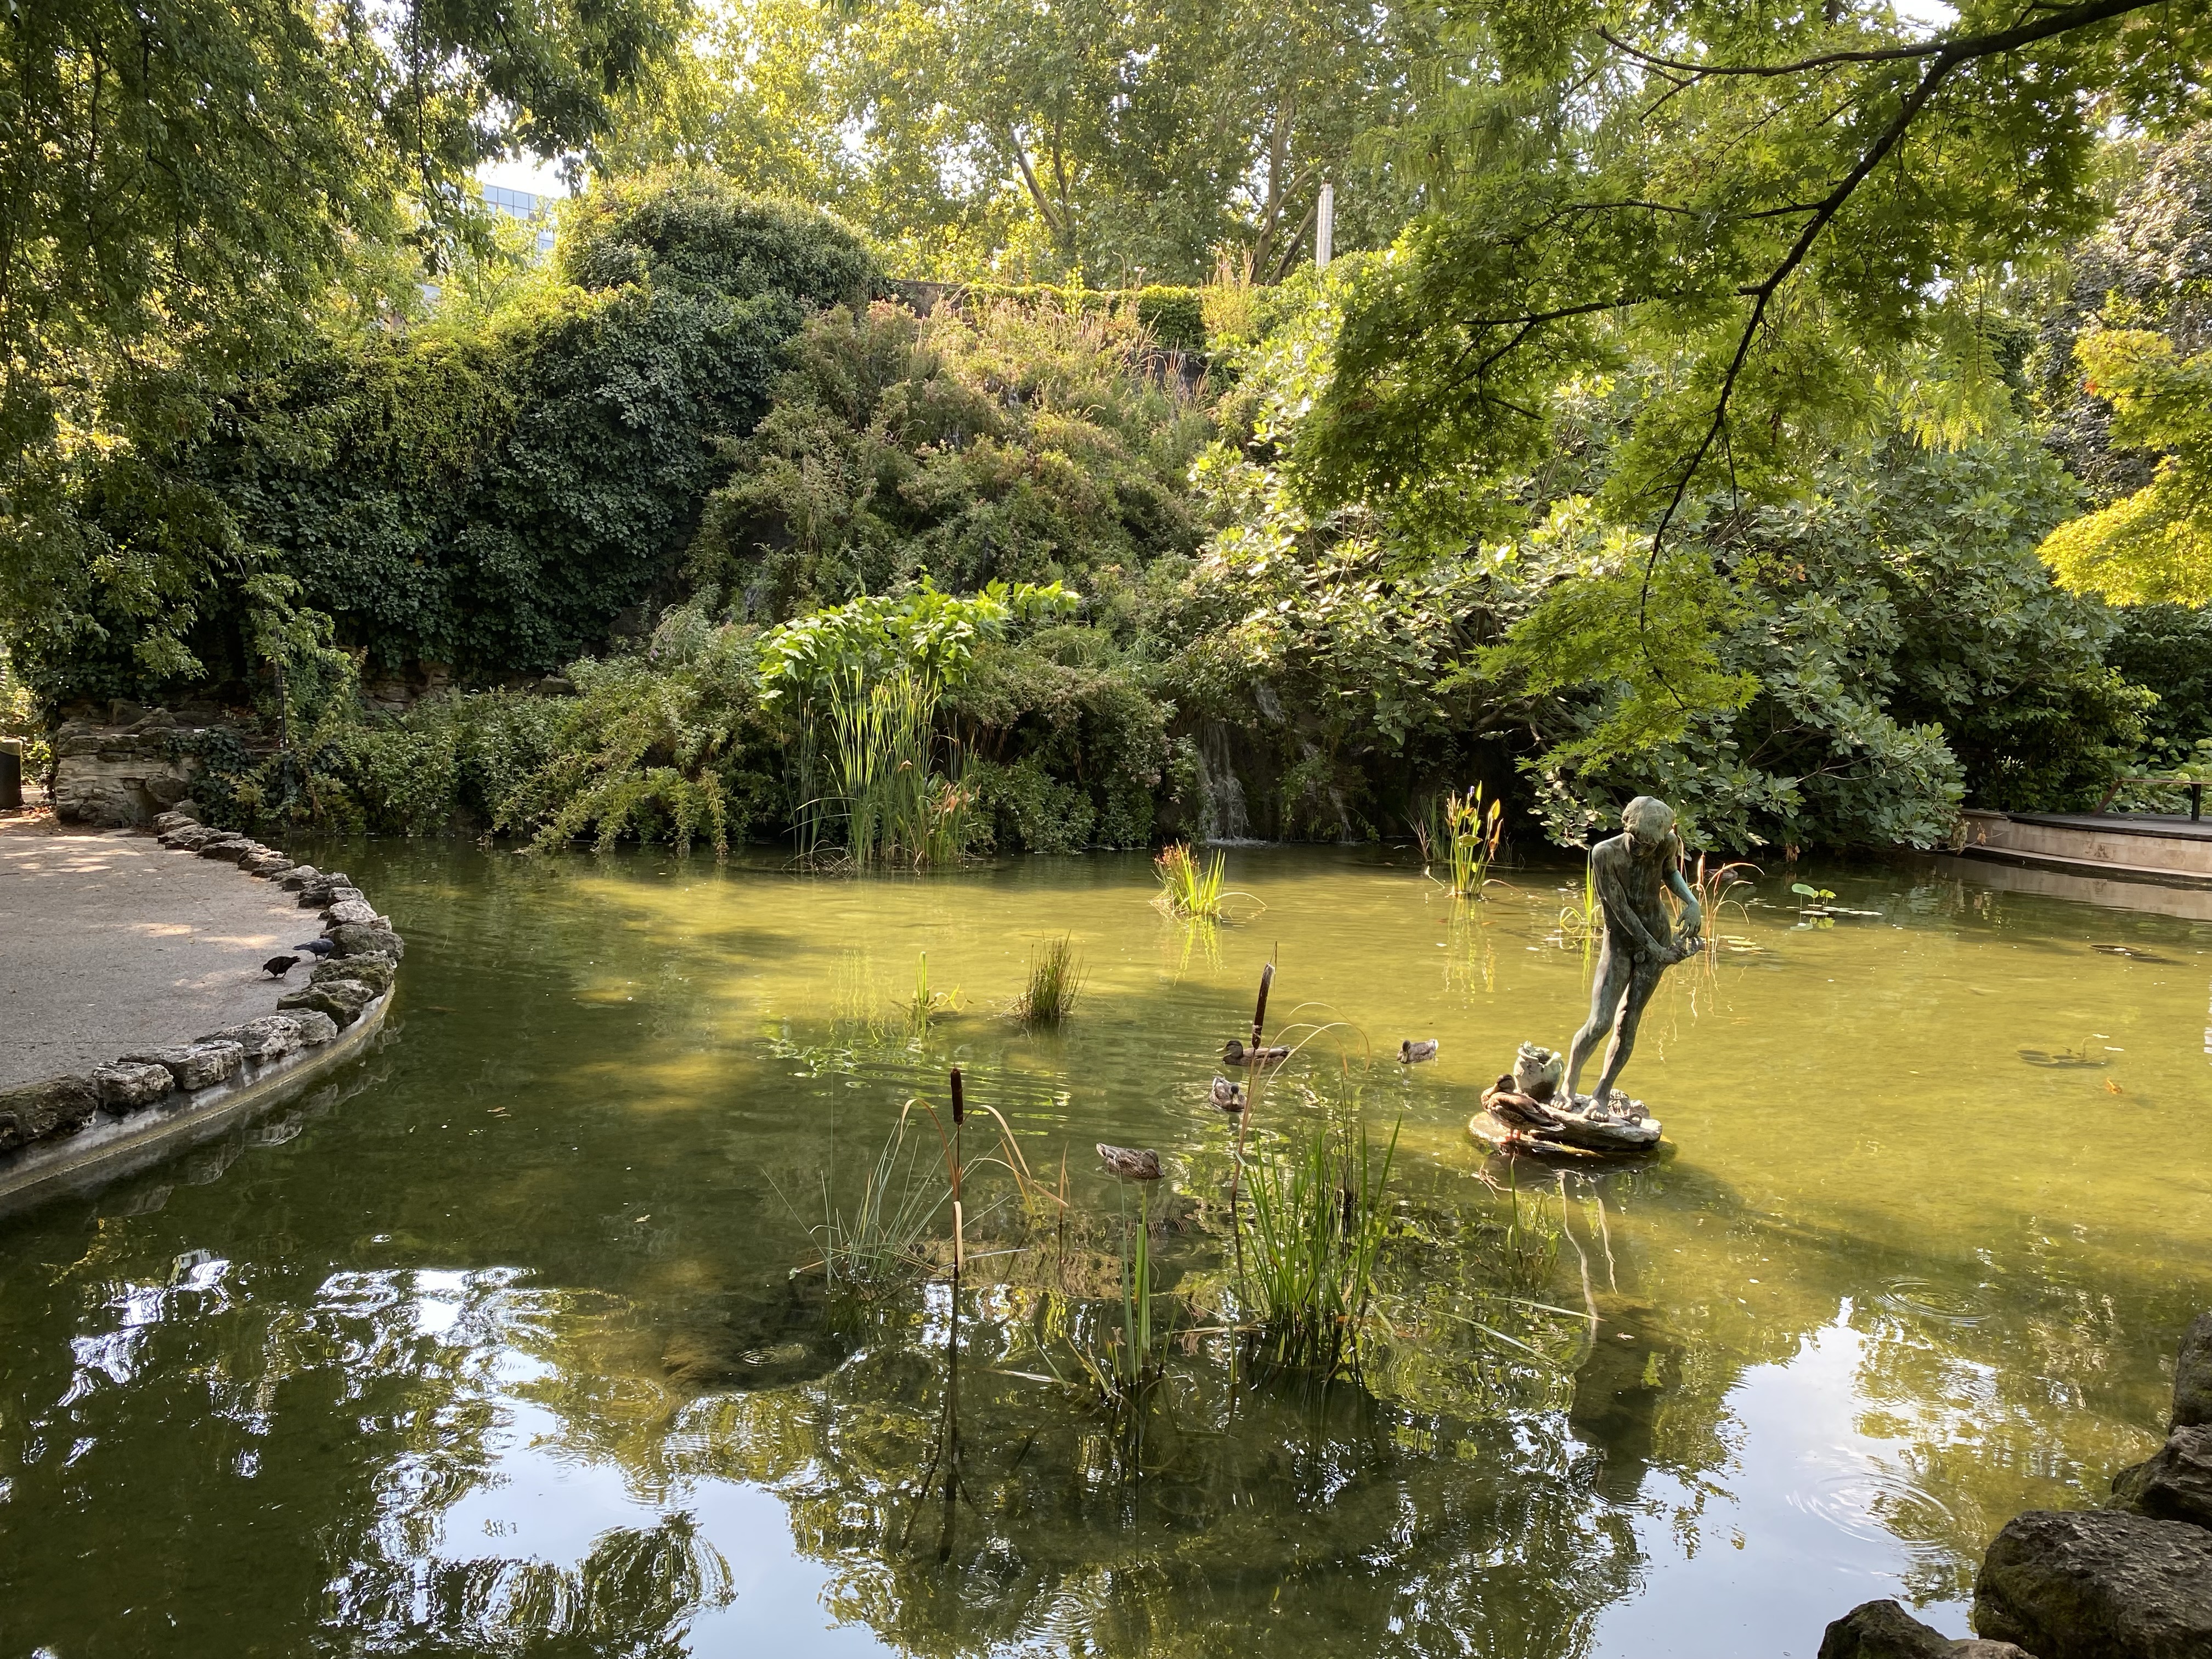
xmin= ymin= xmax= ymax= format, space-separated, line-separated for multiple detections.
xmin=0 ymin=820 xmax=313 ymax=1087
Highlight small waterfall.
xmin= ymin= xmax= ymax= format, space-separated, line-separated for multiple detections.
xmin=1195 ymin=721 xmax=1254 ymax=843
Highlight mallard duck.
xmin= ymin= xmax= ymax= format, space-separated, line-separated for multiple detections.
xmin=1210 ymin=1074 xmax=1245 ymax=1111
xmin=1221 ymin=1038 xmax=1290 ymax=1066
xmin=1399 ymin=1039 xmax=1438 ymax=1064
xmin=1097 ymin=1144 xmax=1162 ymax=1180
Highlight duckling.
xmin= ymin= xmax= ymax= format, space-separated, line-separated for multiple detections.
xmin=1399 ymin=1039 xmax=1438 ymax=1064
xmin=1210 ymin=1074 xmax=1245 ymax=1111
xmin=1096 ymin=1144 xmax=1162 ymax=1180
xmin=1221 ymin=1038 xmax=1290 ymax=1066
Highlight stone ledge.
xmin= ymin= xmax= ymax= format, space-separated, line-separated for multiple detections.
xmin=0 ymin=803 xmax=403 ymax=1212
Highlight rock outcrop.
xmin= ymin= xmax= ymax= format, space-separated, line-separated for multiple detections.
xmin=1818 ymin=1598 xmax=2034 ymax=1658
xmin=1972 ymin=1509 xmax=2212 ymax=1659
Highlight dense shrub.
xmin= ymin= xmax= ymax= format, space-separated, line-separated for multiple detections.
xmin=559 ymin=172 xmax=881 ymax=306
xmin=690 ymin=300 xmax=1211 ymax=616
xmin=2106 ymin=602 xmax=2212 ymax=759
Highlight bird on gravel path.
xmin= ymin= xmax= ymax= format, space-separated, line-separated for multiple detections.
xmin=295 ymin=938 xmax=336 ymax=958
xmin=261 ymin=954 xmax=301 ymax=978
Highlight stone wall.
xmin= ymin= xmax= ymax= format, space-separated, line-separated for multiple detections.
xmin=0 ymin=806 xmax=404 ymax=1189
xmin=48 ymin=704 xmax=234 ymax=827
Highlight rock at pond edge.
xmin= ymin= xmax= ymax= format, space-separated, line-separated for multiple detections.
xmin=287 ymin=1009 xmax=340 ymax=1047
xmin=196 ymin=1014 xmax=304 ymax=1063
xmin=1973 ymin=1508 xmax=2212 ymax=1659
xmin=92 ymin=1062 xmax=175 ymax=1112
xmin=1817 ymin=1600 xmax=1952 ymax=1659
xmin=119 ymin=1041 xmax=245 ymax=1092
xmin=2120 ymin=1425 xmax=2212 ymax=1531
xmin=312 ymin=955 xmax=393 ymax=994
xmin=0 ymin=1076 xmax=99 ymax=1151
xmin=2174 ymin=1312 xmax=2212 ymax=1431
xmin=278 ymin=980 xmax=374 ymax=1028
xmin=326 ymin=922 xmax=404 ymax=961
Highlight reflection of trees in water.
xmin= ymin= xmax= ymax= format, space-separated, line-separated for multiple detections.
xmin=328 ymin=1512 xmax=732 ymax=1657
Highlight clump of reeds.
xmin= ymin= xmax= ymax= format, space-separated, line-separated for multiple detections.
xmin=815 ymin=1117 xmax=947 ymax=1292
xmin=1239 ymin=1110 xmax=1399 ymax=1374
xmin=1153 ymin=842 xmax=1227 ymax=917
xmin=815 ymin=665 xmax=978 ymax=868
xmin=1441 ymin=785 xmax=1505 ymax=898
xmin=1016 ymin=935 xmax=1084 ymax=1024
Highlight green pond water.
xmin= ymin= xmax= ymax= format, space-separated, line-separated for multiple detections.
xmin=4 ymin=845 xmax=2210 ymax=1658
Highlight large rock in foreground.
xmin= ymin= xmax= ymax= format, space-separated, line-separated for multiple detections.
xmin=1973 ymin=1509 xmax=2212 ymax=1658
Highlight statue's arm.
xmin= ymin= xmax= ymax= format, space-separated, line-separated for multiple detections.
xmin=1665 ymin=863 xmax=1704 ymax=950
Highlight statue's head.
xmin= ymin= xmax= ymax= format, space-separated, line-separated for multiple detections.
xmin=1621 ymin=795 xmax=1675 ymax=851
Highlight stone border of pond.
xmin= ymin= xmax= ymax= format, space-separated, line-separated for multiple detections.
xmin=0 ymin=806 xmax=402 ymax=1216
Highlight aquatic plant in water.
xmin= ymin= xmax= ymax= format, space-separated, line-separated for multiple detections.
xmin=815 ymin=1117 xmax=947 ymax=1292
xmin=1440 ymin=785 xmax=1505 ymax=899
xmin=1238 ymin=1109 xmax=1400 ymax=1374
xmin=1017 ymin=935 xmax=1085 ymax=1025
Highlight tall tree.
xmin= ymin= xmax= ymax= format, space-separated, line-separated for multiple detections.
xmin=0 ymin=0 xmax=684 ymax=682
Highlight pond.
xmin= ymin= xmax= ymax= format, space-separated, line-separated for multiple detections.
xmin=4 ymin=846 xmax=2209 ymax=1657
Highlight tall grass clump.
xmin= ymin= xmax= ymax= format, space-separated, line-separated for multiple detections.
xmin=1016 ymin=935 xmax=1085 ymax=1024
xmin=1240 ymin=1111 xmax=1399 ymax=1373
xmin=816 ymin=1118 xmax=947 ymax=1292
xmin=823 ymin=666 xmax=979 ymax=867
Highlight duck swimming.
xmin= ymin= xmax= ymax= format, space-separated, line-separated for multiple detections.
xmin=1399 ymin=1039 xmax=1438 ymax=1064
xmin=1221 ymin=1039 xmax=1290 ymax=1066
xmin=1210 ymin=1074 xmax=1245 ymax=1111
xmin=1097 ymin=1144 xmax=1162 ymax=1180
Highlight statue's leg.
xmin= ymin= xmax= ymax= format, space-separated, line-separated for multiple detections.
xmin=1564 ymin=936 xmax=1630 ymax=1105
xmin=1592 ymin=959 xmax=1664 ymax=1109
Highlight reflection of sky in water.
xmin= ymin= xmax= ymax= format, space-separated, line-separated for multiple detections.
xmin=1590 ymin=1317 xmax=1970 ymax=1658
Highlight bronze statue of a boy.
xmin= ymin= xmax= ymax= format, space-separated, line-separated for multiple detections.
xmin=1564 ymin=795 xmax=1702 ymax=1114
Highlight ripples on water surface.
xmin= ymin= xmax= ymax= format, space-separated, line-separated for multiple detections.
xmin=3 ymin=847 xmax=2209 ymax=1657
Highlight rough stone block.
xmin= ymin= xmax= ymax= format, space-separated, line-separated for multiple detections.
xmin=242 ymin=853 xmax=294 ymax=877
xmin=2174 ymin=1312 xmax=2212 ymax=1431
xmin=328 ymin=922 xmax=404 ymax=961
xmin=196 ymin=838 xmax=255 ymax=863
xmin=313 ymin=955 xmax=393 ymax=994
xmin=288 ymin=1009 xmax=340 ymax=1046
xmin=1818 ymin=1600 xmax=1952 ymax=1659
xmin=93 ymin=1061 xmax=176 ymax=1112
xmin=197 ymin=1015 xmax=304 ymax=1063
xmin=2120 ymin=1425 xmax=2212 ymax=1531
xmin=277 ymin=866 xmax=322 ymax=891
xmin=278 ymin=980 xmax=374 ymax=1028
xmin=324 ymin=898 xmax=380 ymax=926
xmin=1973 ymin=1508 xmax=2212 ymax=1659
xmin=120 ymin=1041 xmax=245 ymax=1092
xmin=0 ymin=1075 xmax=99 ymax=1151
xmin=150 ymin=809 xmax=198 ymax=833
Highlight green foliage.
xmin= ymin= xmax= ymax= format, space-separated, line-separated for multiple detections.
xmin=0 ymin=0 xmax=682 ymax=691
xmin=597 ymin=0 xmax=1436 ymax=283
xmin=1239 ymin=1108 xmax=1398 ymax=1374
xmin=494 ymin=609 xmax=780 ymax=855
xmin=692 ymin=300 xmax=1211 ymax=613
xmin=560 ymin=172 xmax=881 ymax=306
xmin=2040 ymin=330 xmax=2212 ymax=604
xmin=2108 ymin=604 xmax=2212 ymax=759
xmin=1310 ymin=3 xmax=2187 ymax=521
